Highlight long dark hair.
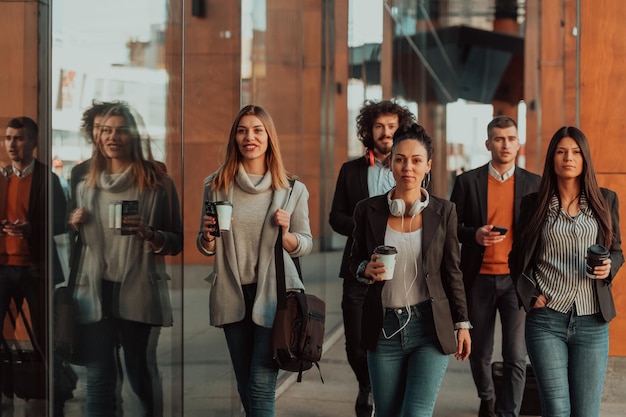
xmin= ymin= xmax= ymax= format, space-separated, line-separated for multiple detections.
xmin=519 ymin=126 xmax=613 ymax=248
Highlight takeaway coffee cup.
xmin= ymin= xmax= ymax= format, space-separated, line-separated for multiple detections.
xmin=586 ymin=244 xmax=610 ymax=279
xmin=374 ymin=245 xmax=398 ymax=280
xmin=214 ymin=201 xmax=233 ymax=231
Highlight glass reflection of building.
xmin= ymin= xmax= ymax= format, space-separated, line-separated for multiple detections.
xmin=1 ymin=0 xmax=626 ymax=415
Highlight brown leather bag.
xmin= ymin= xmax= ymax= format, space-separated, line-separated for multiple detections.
xmin=271 ymin=226 xmax=325 ymax=382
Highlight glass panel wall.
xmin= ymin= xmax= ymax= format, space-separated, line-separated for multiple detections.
xmin=51 ymin=1 xmax=183 ymax=416
xmin=1 ymin=0 xmax=536 ymax=416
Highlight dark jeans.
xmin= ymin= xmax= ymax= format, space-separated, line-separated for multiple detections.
xmin=342 ymin=278 xmax=370 ymax=390
xmin=83 ymin=280 xmax=157 ymax=417
xmin=469 ymin=274 xmax=526 ymax=417
xmin=0 ymin=265 xmax=43 ymax=349
xmin=223 ymin=283 xmax=278 ymax=417
xmin=0 ymin=265 xmax=45 ymax=398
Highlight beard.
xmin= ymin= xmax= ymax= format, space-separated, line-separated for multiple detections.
xmin=373 ymin=136 xmax=392 ymax=156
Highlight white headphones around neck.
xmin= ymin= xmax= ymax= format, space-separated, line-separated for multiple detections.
xmin=387 ymin=187 xmax=430 ymax=217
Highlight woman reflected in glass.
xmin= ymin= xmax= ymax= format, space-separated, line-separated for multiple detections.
xmin=68 ymin=103 xmax=182 ymax=417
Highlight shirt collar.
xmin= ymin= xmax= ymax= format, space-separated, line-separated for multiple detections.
xmin=10 ymin=159 xmax=35 ymax=178
xmin=548 ymin=192 xmax=590 ymax=214
xmin=488 ymin=162 xmax=515 ymax=182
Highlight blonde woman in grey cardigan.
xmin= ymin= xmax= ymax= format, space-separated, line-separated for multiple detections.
xmin=197 ymin=105 xmax=312 ymax=417
xmin=69 ymin=104 xmax=182 ymax=417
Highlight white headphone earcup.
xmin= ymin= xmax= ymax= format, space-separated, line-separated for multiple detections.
xmin=389 ymin=199 xmax=405 ymax=217
xmin=407 ymin=189 xmax=430 ymax=216
xmin=407 ymin=200 xmax=425 ymax=216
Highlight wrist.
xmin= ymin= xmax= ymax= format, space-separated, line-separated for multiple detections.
xmin=145 ymin=226 xmax=156 ymax=242
xmin=201 ymin=233 xmax=215 ymax=243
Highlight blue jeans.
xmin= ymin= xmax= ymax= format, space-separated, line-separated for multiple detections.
xmin=469 ymin=274 xmax=526 ymax=417
xmin=367 ymin=302 xmax=449 ymax=417
xmin=223 ymin=284 xmax=278 ymax=417
xmin=83 ymin=280 xmax=157 ymax=417
xmin=525 ymin=306 xmax=608 ymax=417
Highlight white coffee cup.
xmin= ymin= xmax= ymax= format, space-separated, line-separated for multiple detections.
xmin=214 ymin=201 xmax=233 ymax=231
xmin=374 ymin=245 xmax=398 ymax=280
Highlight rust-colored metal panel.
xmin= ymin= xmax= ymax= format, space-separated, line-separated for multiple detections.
xmin=580 ymin=1 xmax=626 ymax=356
xmin=562 ymin=0 xmax=578 ymax=124
xmin=0 ymin=2 xmax=39 ymax=167
xmin=580 ymin=1 xmax=626 ymax=174
xmin=183 ymin=0 xmax=241 ymax=56
xmin=524 ymin=0 xmax=541 ymax=174
xmin=539 ymin=65 xmax=565 ymax=150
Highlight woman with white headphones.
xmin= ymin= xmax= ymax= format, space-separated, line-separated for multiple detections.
xmin=349 ymin=123 xmax=471 ymax=417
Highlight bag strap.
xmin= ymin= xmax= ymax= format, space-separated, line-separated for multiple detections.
xmin=66 ymin=232 xmax=83 ymax=294
xmin=275 ymin=231 xmax=288 ymax=310
xmin=275 ymin=178 xmax=301 ymax=310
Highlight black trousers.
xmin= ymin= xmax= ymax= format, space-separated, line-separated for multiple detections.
xmin=341 ymin=278 xmax=370 ymax=390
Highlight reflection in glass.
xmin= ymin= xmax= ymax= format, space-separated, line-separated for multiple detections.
xmin=51 ymin=1 xmax=181 ymax=416
xmin=67 ymin=103 xmax=182 ymax=417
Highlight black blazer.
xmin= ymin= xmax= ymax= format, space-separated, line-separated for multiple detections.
xmin=449 ymin=164 xmax=541 ymax=292
xmin=329 ymin=157 xmax=372 ymax=280
xmin=348 ymin=194 xmax=469 ymax=354
xmin=0 ymin=160 xmax=67 ymax=284
xmin=509 ymin=188 xmax=624 ymax=321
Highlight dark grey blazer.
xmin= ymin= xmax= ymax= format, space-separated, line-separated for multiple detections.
xmin=348 ymin=194 xmax=469 ymax=354
xmin=0 ymin=161 xmax=66 ymax=283
xmin=329 ymin=156 xmax=372 ymax=280
xmin=509 ymin=188 xmax=624 ymax=321
xmin=449 ymin=164 xmax=541 ymax=293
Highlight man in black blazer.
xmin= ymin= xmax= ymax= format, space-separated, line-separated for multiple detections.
xmin=329 ymin=100 xmax=414 ymax=417
xmin=0 ymin=116 xmax=67 ymax=406
xmin=450 ymin=116 xmax=541 ymax=417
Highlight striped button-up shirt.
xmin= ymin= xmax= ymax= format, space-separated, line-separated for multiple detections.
xmin=535 ymin=193 xmax=600 ymax=315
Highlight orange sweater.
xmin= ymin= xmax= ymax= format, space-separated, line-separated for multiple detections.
xmin=1 ymin=173 xmax=33 ymax=266
xmin=480 ymin=175 xmax=514 ymax=275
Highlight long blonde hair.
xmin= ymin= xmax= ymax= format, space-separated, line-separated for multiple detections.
xmin=211 ymin=105 xmax=290 ymax=191
xmin=85 ymin=104 xmax=165 ymax=192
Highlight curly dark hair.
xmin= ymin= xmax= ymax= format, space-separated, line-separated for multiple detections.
xmin=80 ymin=99 xmax=125 ymax=143
xmin=356 ymin=99 xmax=416 ymax=149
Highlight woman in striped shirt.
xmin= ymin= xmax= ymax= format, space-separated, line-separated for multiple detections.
xmin=509 ymin=126 xmax=623 ymax=417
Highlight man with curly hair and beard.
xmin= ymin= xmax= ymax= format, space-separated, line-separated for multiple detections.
xmin=329 ymin=99 xmax=415 ymax=417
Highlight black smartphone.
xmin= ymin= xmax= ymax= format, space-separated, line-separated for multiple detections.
xmin=204 ymin=201 xmax=220 ymax=237
xmin=491 ymin=226 xmax=508 ymax=235
xmin=121 ymin=200 xmax=139 ymax=235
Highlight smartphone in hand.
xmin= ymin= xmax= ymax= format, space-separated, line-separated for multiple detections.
xmin=491 ymin=226 xmax=508 ymax=235
xmin=204 ymin=201 xmax=221 ymax=237
xmin=121 ymin=200 xmax=139 ymax=235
